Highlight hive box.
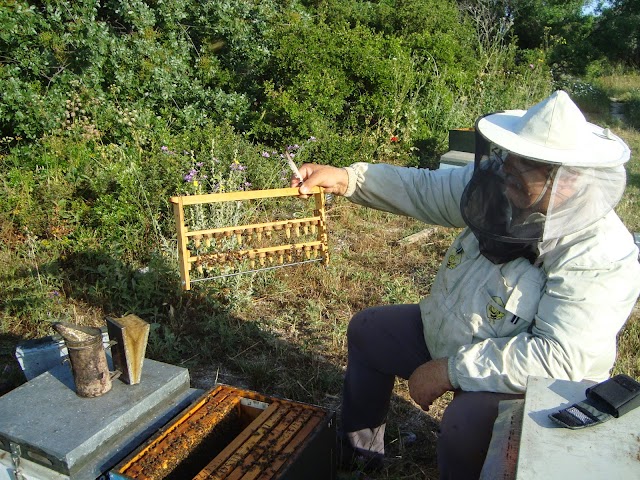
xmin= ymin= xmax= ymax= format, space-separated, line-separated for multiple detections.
xmin=0 ymin=359 xmax=200 ymax=480
xmin=439 ymin=128 xmax=475 ymax=170
xmin=110 ymin=385 xmax=337 ymax=480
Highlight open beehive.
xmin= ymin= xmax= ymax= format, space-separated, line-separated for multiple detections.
xmin=110 ymin=385 xmax=336 ymax=480
xmin=170 ymin=187 xmax=329 ymax=290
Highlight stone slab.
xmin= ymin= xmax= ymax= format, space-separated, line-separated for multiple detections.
xmin=0 ymin=358 xmax=192 ymax=479
xmin=516 ymin=375 xmax=640 ymax=479
xmin=439 ymin=150 xmax=474 ymax=169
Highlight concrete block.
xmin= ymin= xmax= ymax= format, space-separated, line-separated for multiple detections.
xmin=0 ymin=358 xmax=196 ymax=480
xmin=439 ymin=150 xmax=474 ymax=169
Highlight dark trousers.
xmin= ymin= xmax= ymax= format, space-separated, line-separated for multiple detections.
xmin=341 ymin=304 xmax=523 ymax=479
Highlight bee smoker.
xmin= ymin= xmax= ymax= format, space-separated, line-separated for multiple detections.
xmin=53 ymin=322 xmax=120 ymax=398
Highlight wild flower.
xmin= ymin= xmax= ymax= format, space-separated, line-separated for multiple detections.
xmin=183 ymin=163 xmax=207 ymax=185
xmin=262 ymin=151 xmax=271 ymax=157
xmin=270 ymin=136 xmax=321 ymax=185
xmin=177 ymin=143 xmax=253 ymax=233
xmin=390 ymin=135 xmax=399 ymax=142
xmin=183 ymin=168 xmax=198 ymax=182
xmin=230 ymin=160 xmax=247 ymax=171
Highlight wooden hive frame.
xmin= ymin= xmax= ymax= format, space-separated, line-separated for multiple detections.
xmin=170 ymin=187 xmax=328 ymax=290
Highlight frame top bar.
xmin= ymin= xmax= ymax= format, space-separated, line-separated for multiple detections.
xmin=170 ymin=186 xmax=322 ymax=205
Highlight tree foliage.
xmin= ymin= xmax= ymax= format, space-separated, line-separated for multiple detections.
xmin=1 ymin=0 xmax=552 ymax=159
xmin=457 ymin=0 xmax=596 ymax=74
xmin=470 ymin=0 xmax=640 ymax=72
xmin=591 ymin=0 xmax=640 ymax=66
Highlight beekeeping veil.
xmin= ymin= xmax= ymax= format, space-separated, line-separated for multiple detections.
xmin=460 ymin=90 xmax=630 ymax=264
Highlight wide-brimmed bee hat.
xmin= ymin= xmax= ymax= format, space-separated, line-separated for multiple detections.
xmin=476 ymin=90 xmax=629 ymax=167
xmin=461 ymin=90 xmax=630 ymax=252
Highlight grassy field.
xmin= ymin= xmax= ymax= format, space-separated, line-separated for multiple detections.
xmin=1 ymin=77 xmax=639 ymax=479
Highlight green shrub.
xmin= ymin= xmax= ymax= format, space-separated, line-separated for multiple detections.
xmin=626 ymin=96 xmax=640 ymax=130
xmin=0 ymin=0 xmax=558 ymax=358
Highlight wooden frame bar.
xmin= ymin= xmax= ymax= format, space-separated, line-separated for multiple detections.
xmin=170 ymin=187 xmax=329 ymax=290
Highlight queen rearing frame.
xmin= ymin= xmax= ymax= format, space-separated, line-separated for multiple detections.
xmin=170 ymin=187 xmax=329 ymax=290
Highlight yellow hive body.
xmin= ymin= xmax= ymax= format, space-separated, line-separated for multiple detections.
xmin=112 ymin=385 xmax=336 ymax=480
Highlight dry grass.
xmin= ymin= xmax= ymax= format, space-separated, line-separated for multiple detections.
xmin=594 ymin=73 xmax=640 ymax=102
xmin=613 ymin=126 xmax=640 ymax=232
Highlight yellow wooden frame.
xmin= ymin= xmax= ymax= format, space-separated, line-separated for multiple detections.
xmin=170 ymin=187 xmax=328 ymax=290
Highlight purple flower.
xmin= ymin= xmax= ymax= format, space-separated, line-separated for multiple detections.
xmin=183 ymin=168 xmax=198 ymax=182
xmin=196 ymin=162 xmax=204 ymax=167
xmin=161 ymin=145 xmax=169 ymax=152
xmin=262 ymin=151 xmax=270 ymax=157
xmin=230 ymin=162 xmax=246 ymax=171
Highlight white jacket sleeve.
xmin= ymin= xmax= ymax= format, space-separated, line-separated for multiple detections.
xmin=343 ymin=162 xmax=473 ymax=228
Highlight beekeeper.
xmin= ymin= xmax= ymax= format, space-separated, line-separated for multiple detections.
xmin=293 ymin=90 xmax=640 ymax=478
